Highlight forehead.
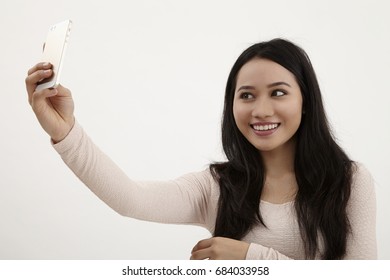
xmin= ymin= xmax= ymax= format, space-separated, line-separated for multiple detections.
xmin=236 ymin=58 xmax=298 ymax=87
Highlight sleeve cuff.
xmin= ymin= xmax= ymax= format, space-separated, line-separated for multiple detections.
xmin=245 ymin=243 xmax=293 ymax=260
xmin=245 ymin=243 xmax=263 ymax=260
xmin=51 ymin=120 xmax=83 ymax=155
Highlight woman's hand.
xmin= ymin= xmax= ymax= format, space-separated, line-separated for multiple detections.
xmin=25 ymin=62 xmax=75 ymax=143
xmin=190 ymin=237 xmax=250 ymax=260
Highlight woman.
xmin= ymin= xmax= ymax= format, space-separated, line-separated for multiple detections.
xmin=25 ymin=38 xmax=376 ymax=259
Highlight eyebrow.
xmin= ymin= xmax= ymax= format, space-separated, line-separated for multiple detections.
xmin=236 ymin=85 xmax=256 ymax=92
xmin=236 ymin=82 xmax=291 ymax=92
xmin=267 ymin=81 xmax=291 ymax=88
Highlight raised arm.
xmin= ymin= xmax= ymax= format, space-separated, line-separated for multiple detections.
xmin=26 ymin=63 xmax=213 ymax=228
xmin=54 ymin=120 xmax=213 ymax=226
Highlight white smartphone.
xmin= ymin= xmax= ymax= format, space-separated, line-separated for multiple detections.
xmin=36 ymin=20 xmax=72 ymax=91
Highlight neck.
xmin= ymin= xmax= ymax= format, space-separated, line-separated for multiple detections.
xmin=260 ymin=138 xmax=296 ymax=179
xmin=259 ymin=138 xmax=298 ymax=203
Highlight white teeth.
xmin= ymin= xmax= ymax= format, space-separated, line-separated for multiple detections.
xmin=253 ymin=124 xmax=279 ymax=131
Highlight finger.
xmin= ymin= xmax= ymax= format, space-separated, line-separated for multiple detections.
xmin=191 ymin=238 xmax=213 ymax=253
xmin=25 ymin=69 xmax=53 ymax=103
xmin=26 ymin=68 xmax=53 ymax=86
xmin=190 ymin=248 xmax=211 ymax=260
xmin=27 ymin=62 xmax=52 ymax=75
xmin=31 ymin=88 xmax=58 ymax=108
xmin=30 ymin=89 xmax=58 ymax=114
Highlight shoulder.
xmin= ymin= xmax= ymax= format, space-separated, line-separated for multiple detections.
xmin=351 ymin=162 xmax=373 ymax=181
xmin=349 ymin=162 xmax=376 ymax=206
xmin=173 ymin=168 xmax=221 ymax=226
xmin=172 ymin=168 xmax=220 ymax=196
xmin=345 ymin=162 xmax=377 ymax=259
xmin=174 ymin=168 xmax=217 ymax=186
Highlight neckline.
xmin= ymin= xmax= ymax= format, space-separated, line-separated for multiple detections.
xmin=260 ymin=199 xmax=294 ymax=206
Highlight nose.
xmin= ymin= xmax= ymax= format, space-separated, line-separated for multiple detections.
xmin=251 ymin=97 xmax=274 ymax=119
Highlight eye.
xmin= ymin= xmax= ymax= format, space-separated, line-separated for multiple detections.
xmin=271 ymin=90 xmax=286 ymax=97
xmin=239 ymin=92 xmax=254 ymax=100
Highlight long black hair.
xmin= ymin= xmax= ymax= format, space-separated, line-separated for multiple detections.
xmin=210 ymin=38 xmax=353 ymax=259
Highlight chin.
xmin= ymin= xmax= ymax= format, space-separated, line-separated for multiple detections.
xmin=254 ymin=145 xmax=278 ymax=152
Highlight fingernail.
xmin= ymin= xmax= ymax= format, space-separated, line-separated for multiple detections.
xmin=43 ymin=62 xmax=50 ymax=67
xmin=44 ymin=69 xmax=51 ymax=74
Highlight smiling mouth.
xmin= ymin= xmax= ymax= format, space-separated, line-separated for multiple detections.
xmin=250 ymin=123 xmax=280 ymax=131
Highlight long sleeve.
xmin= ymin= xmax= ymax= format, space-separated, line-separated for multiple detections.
xmin=52 ymin=121 xmax=216 ymax=228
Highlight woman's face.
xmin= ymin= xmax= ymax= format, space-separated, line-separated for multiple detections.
xmin=233 ymin=58 xmax=303 ymax=153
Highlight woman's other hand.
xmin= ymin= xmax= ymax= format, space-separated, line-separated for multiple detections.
xmin=190 ymin=237 xmax=250 ymax=260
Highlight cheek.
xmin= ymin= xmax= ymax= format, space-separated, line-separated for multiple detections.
xmin=232 ymin=102 xmax=247 ymax=127
xmin=232 ymin=105 xmax=248 ymax=139
xmin=281 ymin=101 xmax=302 ymax=127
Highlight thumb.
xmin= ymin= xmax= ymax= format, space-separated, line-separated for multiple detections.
xmin=55 ymin=84 xmax=72 ymax=97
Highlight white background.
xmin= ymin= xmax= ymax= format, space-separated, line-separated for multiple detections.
xmin=1 ymin=0 xmax=389 ymax=259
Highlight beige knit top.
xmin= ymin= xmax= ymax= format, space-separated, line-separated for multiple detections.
xmin=53 ymin=121 xmax=377 ymax=259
